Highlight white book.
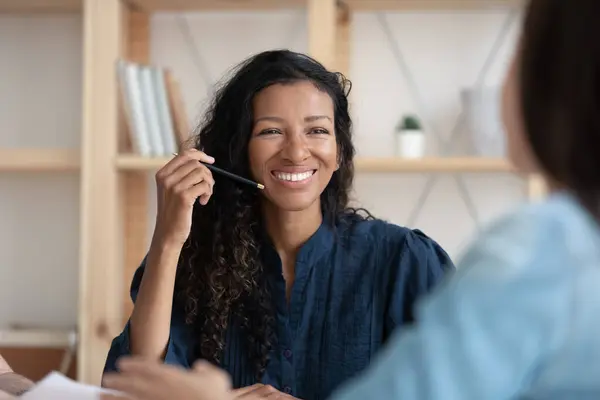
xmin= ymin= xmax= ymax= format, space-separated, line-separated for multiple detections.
xmin=117 ymin=60 xmax=152 ymax=156
xmin=139 ymin=65 xmax=165 ymax=156
xmin=151 ymin=67 xmax=178 ymax=155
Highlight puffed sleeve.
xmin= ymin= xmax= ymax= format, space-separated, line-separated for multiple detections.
xmin=331 ymin=209 xmax=571 ymax=400
xmin=384 ymin=228 xmax=455 ymax=337
xmin=103 ymin=256 xmax=194 ymax=374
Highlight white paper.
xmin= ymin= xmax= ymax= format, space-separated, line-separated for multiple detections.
xmin=21 ymin=372 xmax=124 ymax=400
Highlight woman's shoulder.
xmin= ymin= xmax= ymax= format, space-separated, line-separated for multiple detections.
xmin=457 ymin=191 xmax=600 ymax=278
xmin=335 ymin=211 xmax=454 ymax=270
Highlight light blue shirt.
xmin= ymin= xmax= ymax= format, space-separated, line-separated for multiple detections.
xmin=330 ymin=192 xmax=600 ymax=399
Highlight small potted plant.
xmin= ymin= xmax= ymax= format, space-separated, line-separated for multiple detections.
xmin=395 ymin=114 xmax=425 ymax=158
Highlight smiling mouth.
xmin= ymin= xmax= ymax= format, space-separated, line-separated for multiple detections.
xmin=271 ymin=170 xmax=316 ymax=182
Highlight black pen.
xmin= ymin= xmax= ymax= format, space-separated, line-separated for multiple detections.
xmin=172 ymin=153 xmax=265 ymax=190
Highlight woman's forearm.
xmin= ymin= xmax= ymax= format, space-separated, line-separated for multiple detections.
xmin=129 ymin=241 xmax=182 ymax=360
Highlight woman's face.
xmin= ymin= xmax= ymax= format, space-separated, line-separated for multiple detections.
xmin=248 ymin=81 xmax=338 ymax=212
xmin=501 ymin=48 xmax=538 ymax=174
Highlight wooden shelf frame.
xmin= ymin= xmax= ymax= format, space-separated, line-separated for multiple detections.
xmin=0 ymin=328 xmax=76 ymax=349
xmin=0 ymin=148 xmax=79 ymax=172
xmin=0 ymin=0 xmax=81 ymax=13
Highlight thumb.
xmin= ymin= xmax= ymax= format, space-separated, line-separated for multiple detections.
xmin=192 ymin=359 xmax=211 ymax=371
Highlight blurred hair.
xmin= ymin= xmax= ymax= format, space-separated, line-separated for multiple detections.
xmin=520 ymin=0 xmax=600 ymax=216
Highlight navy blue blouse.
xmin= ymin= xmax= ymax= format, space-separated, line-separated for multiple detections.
xmin=104 ymin=217 xmax=454 ymax=400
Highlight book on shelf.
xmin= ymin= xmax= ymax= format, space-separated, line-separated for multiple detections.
xmin=117 ymin=59 xmax=190 ymax=158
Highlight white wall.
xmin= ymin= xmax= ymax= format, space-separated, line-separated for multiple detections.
xmin=0 ymin=14 xmax=82 ymax=329
xmin=0 ymin=9 xmax=524 ymax=329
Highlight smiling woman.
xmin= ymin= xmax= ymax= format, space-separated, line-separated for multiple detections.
xmin=102 ymin=49 xmax=455 ymax=400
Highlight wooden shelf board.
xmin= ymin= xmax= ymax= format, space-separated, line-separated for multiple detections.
xmin=0 ymin=328 xmax=76 ymax=348
xmin=346 ymin=0 xmax=522 ymax=10
xmin=116 ymin=154 xmax=170 ymax=170
xmin=127 ymin=0 xmax=520 ymax=11
xmin=355 ymin=157 xmax=514 ymax=172
xmin=0 ymin=0 xmax=80 ymax=13
xmin=0 ymin=149 xmax=79 ymax=171
xmin=116 ymin=154 xmax=514 ymax=173
xmin=128 ymin=0 xmax=305 ymax=11
xmin=0 ymin=0 xmax=519 ymax=13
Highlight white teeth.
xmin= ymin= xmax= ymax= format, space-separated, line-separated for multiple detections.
xmin=274 ymin=170 xmax=314 ymax=182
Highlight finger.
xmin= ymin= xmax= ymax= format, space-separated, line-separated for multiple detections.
xmin=254 ymin=385 xmax=279 ymax=397
xmin=168 ymin=149 xmax=214 ymax=175
xmin=236 ymin=384 xmax=279 ymax=399
xmin=192 ymin=359 xmax=211 ymax=371
xmin=102 ymin=375 xmax=154 ymax=400
xmin=100 ymin=394 xmax=132 ymax=400
xmin=160 ymin=159 xmax=206 ymax=190
xmin=192 ymin=359 xmax=221 ymax=374
xmin=172 ymin=181 xmax=212 ymax=207
xmin=232 ymin=383 xmax=264 ymax=397
xmin=117 ymin=357 xmax=183 ymax=379
xmin=179 ymin=148 xmax=215 ymax=164
xmin=173 ymin=164 xmax=214 ymax=194
xmin=191 ymin=181 xmax=213 ymax=206
xmin=157 ymin=149 xmax=215 ymax=181
xmin=192 ymin=360 xmax=232 ymax=391
xmin=165 ymin=180 xmax=211 ymax=209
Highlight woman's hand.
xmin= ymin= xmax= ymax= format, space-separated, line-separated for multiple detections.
xmin=232 ymin=384 xmax=299 ymax=399
xmin=101 ymin=357 xmax=232 ymax=400
xmin=152 ymin=149 xmax=215 ymax=249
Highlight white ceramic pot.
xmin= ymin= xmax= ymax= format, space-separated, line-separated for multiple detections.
xmin=396 ymin=130 xmax=425 ymax=158
xmin=461 ymin=86 xmax=506 ymax=157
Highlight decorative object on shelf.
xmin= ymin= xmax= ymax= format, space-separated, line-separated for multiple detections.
xmin=395 ymin=114 xmax=425 ymax=159
xmin=461 ymin=85 xmax=506 ymax=157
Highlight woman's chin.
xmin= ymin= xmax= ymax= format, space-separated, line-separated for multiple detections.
xmin=262 ymin=192 xmax=321 ymax=213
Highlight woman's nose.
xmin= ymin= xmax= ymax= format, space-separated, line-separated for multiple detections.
xmin=282 ymin=133 xmax=310 ymax=163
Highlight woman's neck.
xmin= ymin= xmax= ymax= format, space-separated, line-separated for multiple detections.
xmin=263 ymin=201 xmax=323 ymax=258
xmin=262 ymin=200 xmax=322 ymax=302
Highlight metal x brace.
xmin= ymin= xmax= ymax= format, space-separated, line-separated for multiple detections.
xmin=175 ymin=11 xmax=307 ymax=98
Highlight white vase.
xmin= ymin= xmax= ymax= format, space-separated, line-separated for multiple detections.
xmin=396 ymin=130 xmax=425 ymax=158
xmin=460 ymin=86 xmax=506 ymax=157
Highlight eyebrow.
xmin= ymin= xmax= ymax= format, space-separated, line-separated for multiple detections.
xmin=254 ymin=115 xmax=333 ymax=124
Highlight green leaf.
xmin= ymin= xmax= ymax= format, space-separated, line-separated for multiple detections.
xmin=398 ymin=114 xmax=422 ymax=131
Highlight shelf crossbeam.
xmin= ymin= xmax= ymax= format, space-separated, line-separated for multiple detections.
xmin=0 ymin=328 xmax=78 ymax=375
xmin=0 ymin=149 xmax=79 ymax=172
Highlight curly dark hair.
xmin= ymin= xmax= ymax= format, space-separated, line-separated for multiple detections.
xmin=174 ymin=49 xmax=362 ymax=379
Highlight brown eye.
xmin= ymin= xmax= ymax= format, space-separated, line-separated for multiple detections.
xmin=311 ymin=128 xmax=329 ymax=135
xmin=259 ymin=128 xmax=281 ymax=135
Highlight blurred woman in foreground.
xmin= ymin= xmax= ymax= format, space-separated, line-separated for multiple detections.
xmin=103 ymin=0 xmax=600 ymax=398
